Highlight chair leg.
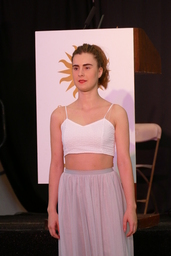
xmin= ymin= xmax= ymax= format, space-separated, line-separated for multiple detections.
xmin=144 ymin=139 xmax=160 ymax=214
xmin=137 ymin=169 xmax=158 ymax=213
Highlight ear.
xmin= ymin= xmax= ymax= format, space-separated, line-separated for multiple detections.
xmin=98 ymin=67 xmax=103 ymax=78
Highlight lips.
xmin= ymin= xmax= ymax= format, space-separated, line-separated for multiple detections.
xmin=78 ymin=80 xmax=86 ymax=84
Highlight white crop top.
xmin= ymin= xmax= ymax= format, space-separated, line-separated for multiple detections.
xmin=61 ymin=104 xmax=115 ymax=157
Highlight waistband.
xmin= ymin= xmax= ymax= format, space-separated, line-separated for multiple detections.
xmin=64 ymin=168 xmax=113 ymax=175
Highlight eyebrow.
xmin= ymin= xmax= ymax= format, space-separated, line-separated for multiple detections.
xmin=72 ymin=63 xmax=93 ymax=67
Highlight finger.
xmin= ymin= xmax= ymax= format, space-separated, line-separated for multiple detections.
xmin=52 ymin=233 xmax=60 ymax=239
xmin=127 ymin=223 xmax=137 ymax=237
xmin=52 ymin=232 xmax=60 ymax=239
xmin=126 ymin=223 xmax=134 ymax=237
xmin=123 ymin=218 xmax=127 ymax=232
xmin=55 ymin=233 xmax=60 ymax=239
xmin=126 ymin=227 xmax=132 ymax=237
xmin=55 ymin=228 xmax=60 ymax=239
xmin=49 ymin=228 xmax=60 ymax=239
xmin=57 ymin=224 xmax=60 ymax=236
xmin=55 ymin=223 xmax=60 ymax=238
xmin=126 ymin=230 xmax=133 ymax=237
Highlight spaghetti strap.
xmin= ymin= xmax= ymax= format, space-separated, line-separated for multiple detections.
xmin=65 ymin=106 xmax=68 ymax=119
xmin=104 ymin=104 xmax=113 ymax=118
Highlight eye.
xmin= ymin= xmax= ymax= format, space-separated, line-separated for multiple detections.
xmin=85 ymin=66 xmax=90 ymax=70
xmin=73 ymin=67 xmax=78 ymax=71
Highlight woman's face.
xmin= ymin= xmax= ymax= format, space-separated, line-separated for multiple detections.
xmin=72 ymin=53 xmax=103 ymax=92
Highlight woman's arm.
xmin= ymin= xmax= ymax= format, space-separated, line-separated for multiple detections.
xmin=114 ymin=105 xmax=137 ymax=237
xmin=47 ymin=107 xmax=64 ymax=239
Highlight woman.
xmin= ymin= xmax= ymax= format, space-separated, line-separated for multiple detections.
xmin=48 ymin=43 xmax=137 ymax=256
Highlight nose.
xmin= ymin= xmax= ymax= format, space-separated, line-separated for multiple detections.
xmin=78 ymin=67 xmax=84 ymax=76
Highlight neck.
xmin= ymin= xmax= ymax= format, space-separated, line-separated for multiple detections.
xmin=77 ymin=90 xmax=102 ymax=109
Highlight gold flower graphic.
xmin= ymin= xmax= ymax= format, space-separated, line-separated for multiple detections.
xmin=59 ymin=45 xmax=78 ymax=98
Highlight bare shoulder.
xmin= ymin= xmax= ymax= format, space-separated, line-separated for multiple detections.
xmin=50 ymin=105 xmax=66 ymax=126
xmin=112 ymin=104 xmax=128 ymax=117
xmin=111 ymin=104 xmax=128 ymax=126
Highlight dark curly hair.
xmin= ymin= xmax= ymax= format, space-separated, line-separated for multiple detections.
xmin=72 ymin=44 xmax=110 ymax=89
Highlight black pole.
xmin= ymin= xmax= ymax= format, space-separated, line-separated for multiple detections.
xmin=0 ymin=100 xmax=6 ymax=148
xmin=83 ymin=6 xmax=96 ymax=29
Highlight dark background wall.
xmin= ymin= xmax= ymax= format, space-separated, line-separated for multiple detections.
xmin=0 ymin=0 xmax=171 ymax=213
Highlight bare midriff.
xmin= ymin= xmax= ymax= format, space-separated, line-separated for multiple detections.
xmin=65 ymin=153 xmax=114 ymax=171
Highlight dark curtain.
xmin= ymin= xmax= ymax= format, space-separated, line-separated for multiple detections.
xmin=0 ymin=0 xmax=171 ymax=213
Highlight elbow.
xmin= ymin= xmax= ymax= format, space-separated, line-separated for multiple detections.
xmin=117 ymin=155 xmax=131 ymax=170
xmin=50 ymin=159 xmax=64 ymax=173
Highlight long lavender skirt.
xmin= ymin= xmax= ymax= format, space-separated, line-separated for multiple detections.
xmin=58 ymin=168 xmax=133 ymax=256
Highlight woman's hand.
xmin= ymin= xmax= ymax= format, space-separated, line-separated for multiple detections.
xmin=123 ymin=207 xmax=137 ymax=237
xmin=48 ymin=211 xmax=60 ymax=239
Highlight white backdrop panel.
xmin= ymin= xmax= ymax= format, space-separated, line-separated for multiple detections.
xmin=35 ymin=28 xmax=136 ymax=184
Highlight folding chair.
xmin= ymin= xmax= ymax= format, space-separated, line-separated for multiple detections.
xmin=135 ymin=123 xmax=162 ymax=214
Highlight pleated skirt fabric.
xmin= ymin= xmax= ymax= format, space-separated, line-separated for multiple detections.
xmin=58 ymin=168 xmax=133 ymax=256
